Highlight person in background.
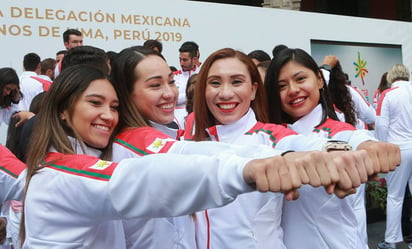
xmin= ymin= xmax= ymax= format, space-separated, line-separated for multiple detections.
xmin=321 ymin=55 xmax=376 ymax=130
xmin=38 ymin=58 xmax=56 ymax=82
xmin=19 ymin=53 xmax=41 ymax=111
xmin=174 ymin=41 xmax=202 ymax=108
xmin=8 ymin=92 xmax=46 ymax=162
xmin=54 ymin=28 xmax=84 ymax=78
xmin=31 ymin=58 xmax=56 ymax=92
xmin=373 ymin=72 xmax=389 ymax=109
xmin=376 ymin=64 xmax=412 ymax=249
xmin=272 ymin=44 xmax=288 ymax=58
xmin=143 ymin=39 xmax=163 ymax=54
xmin=62 ymin=28 xmax=83 ymax=50
xmin=106 ymin=50 xmax=118 ymax=71
xmin=257 ymin=60 xmax=271 ymax=83
xmin=61 ymin=45 xmax=110 ymax=75
xmin=0 ymin=68 xmax=22 ymax=126
xmin=55 ymin=50 xmax=66 ymax=65
xmin=185 ymin=73 xmax=198 ymax=115
xmin=248 ymin=49 xmax=271 ymax=66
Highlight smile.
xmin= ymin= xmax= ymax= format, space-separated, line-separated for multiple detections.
xmin=290 ymin=97 xmax=305 ymax=105
xmin=93 ymin=124 xmax=110 ymax=131
xmin=217 ymin=102 xmax=238 ymax=112
xmin=159 ymin=103 xmax=175 ymax=110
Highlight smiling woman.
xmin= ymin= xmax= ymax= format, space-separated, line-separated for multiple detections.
xmin=19 ymin=62 xmax=365 ymax=249
xmin=60 ymin=78 xmax=119 ymax=149
xmin=263 ymin=47 xmax=400 ymax=249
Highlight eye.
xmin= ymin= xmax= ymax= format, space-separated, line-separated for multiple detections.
xmin=296 ymin=76 xmax=306 ymax=83
xmin=110 ymin=104 xmax=119 ymax=112
xmin=208 ymin=80 xmax=220 ymax=87
xmin=169 ymin=79 xmax=176 ymax=86
xmin=232 ymin=79 xmax=243 ymax=85
xmin=89 ymin=100 xmax=102 ymax=106
xmin=278 ymin=82 xmax=287 ymax=90
xmin=149 ymin=83 xmax=161 ymax=88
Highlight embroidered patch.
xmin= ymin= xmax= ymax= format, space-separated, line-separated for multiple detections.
xmin=313 ymin=127 xmax=332 ymax=139
xmin=89 ymin=160 xmax=112 ymax=170
xmin=146 ymin=138 xmax=173 ymax=153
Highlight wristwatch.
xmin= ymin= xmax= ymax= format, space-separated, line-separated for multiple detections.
xmin=320 ymin=64 xmax=332 ymax=72
xmin=322 ymin=140 xmax=352 ymax=152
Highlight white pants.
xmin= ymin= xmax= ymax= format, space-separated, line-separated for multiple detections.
xmin=385 ymin=147 xmax=412 ymax=243
xmin=351 ymin=184 xmax=368 ymax=248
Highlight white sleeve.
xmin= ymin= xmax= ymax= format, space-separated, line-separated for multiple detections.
xmin=348 ymin=86 xmax=376 ymax=124
xmin=375 ymin=97 xmax=390 ymax=142
xmin=321 ymin=69 xmax=330 ymax=85
xmin=109 ymin=152 xmax=254 ymax=219
xmin=168 ymin=140 xmax=281 ymax=158
xmin=276 ymin=134 xmax=324 ymax=151
xmin=331 ymin=129 xmax=377 ymax=149
xmin=0 ymin=103 xmax=21 ymax=125
xmin=3 ymin=170 xmax=26 ymax=202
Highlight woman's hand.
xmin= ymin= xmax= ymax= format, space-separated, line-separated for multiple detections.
xmin=12 ymin=111 xmax=35 ymax=127
xmin=242 ymin=150 xmax=377 ymax=200
xmin=356 ymin=140 xmax=401 ymax=179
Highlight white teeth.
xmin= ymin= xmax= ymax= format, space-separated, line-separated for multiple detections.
xmin=160 ymin=104 xmax=174 ymax=109
xmin=94 ymin=125 xmax=109 ymax=131
xmin=291 ymin=98 xmax=304 ymax=104
xmin=219 ymin=103 xmax=236 ymax=110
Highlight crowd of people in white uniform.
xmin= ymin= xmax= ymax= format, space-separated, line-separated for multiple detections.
xmin=0 ymin=28 xmax=409 ymax=249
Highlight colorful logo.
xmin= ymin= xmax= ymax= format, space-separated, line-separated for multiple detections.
xmin=353 ymin=52 xmax=368 ymax=85
xmin=146 ymin=138 xmax=174 ymax=153
xmin=89 ymin=160 xmax=111 ymax=170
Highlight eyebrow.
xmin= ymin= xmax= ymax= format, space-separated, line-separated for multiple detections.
xmin=279 ymin=70 xmax=305 ymax=82
xmin=207 ymin=74 xmax=246 ymax=79
xmin=145 ymin=72 xmax=174 ymax=82
xmin=144 ymin=75 xmax=162 ymax=82
xmin=85 ymin=94 xmax=119 ymax=102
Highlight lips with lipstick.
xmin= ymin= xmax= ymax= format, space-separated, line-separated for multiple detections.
xmin=217 ymin=102 xmax=238 ymax=112
xmin=290 ymin=97 xmax=306 ymax=106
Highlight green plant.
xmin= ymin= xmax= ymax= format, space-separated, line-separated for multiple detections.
xmin=366 ymin=178 xmax=387 ymax=211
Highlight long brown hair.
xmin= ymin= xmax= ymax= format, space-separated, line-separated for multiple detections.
xmin=20 ymin=65 xmax=116 ymax=244
xmin=110 ymin=46 xmax=166 ymax=129
xmin=193 ymin=48 xmax=269 ymax=141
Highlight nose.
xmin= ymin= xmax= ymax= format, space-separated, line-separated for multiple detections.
xmin=218 ymin=84 xmax=234 ymax=99
xmin=162 ymin=84 xmax=176 ymax=99
xmin=100 ymin=106 xmax=117 ymax=122
xmin=288 ymin=82 xmax=300 ymax=95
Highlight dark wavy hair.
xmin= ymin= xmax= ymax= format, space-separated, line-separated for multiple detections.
xmin=0 ymin=67 xmax=21 ymax=108
xmin=264 ymin=48 xmax=338 ymax=125
xmin=328 ymin=62 xmax=357 ymax=126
